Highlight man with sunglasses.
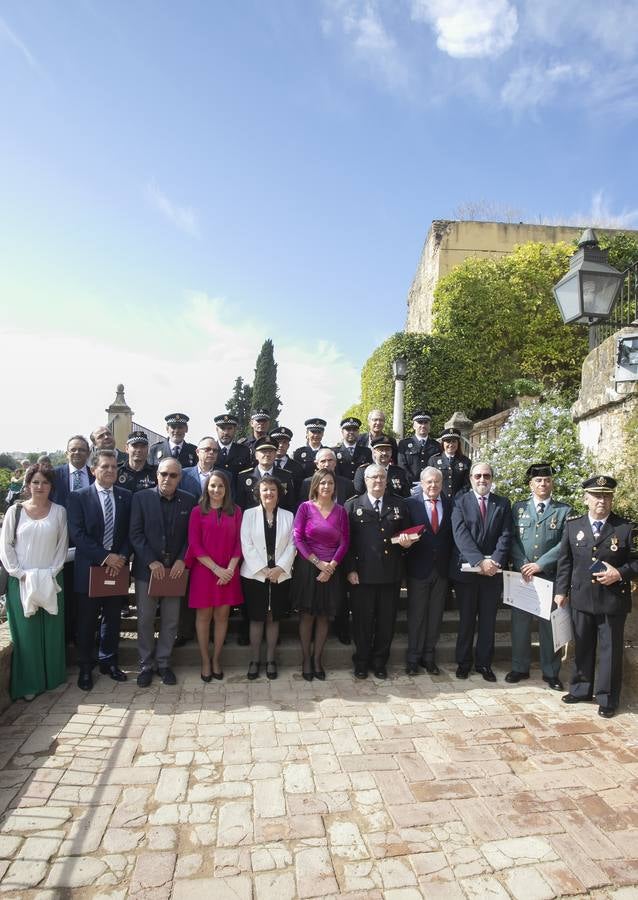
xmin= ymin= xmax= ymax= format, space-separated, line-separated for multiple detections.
xmin=129 ymin=457 xmax=196 ymax=686
xmin=450 ymin=461 xmax=513 ymax=682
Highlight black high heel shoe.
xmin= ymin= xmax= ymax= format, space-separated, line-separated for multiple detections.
xmin=313 ymin=662 xmax=326 ymax=681
xmin=247 ymin=661 xmax=260 ymax=681
xmin=201 ymin=671 xmax=212 ymax=683
xmin=266 ymin=661 xmax=278 ymax=680
xmin=302 ymin=662 xmax=313 ymax=682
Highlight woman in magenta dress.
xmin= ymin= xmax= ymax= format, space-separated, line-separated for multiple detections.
xmin=186 ymin=470 xmax=242 ymax=680
xmin=292 ymin=469 xmax=349 ymax=681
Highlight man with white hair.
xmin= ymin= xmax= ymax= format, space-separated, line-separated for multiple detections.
xmin=299 ymin=448 xmax=354 ymax=505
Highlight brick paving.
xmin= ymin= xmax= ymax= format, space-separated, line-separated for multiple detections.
xmin=0 ymin=665 xmax=637 ymax=898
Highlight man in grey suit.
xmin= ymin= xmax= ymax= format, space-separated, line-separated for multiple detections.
xmin=129 ymin=458 xmax=196 ymax=686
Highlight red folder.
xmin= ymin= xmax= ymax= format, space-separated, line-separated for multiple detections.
xmin=88 ymin=566 xmax=130 ymax=597
xmin=148 ymin=567 xmax=189 ymax=597
xmin=391 ymin=524 xmax=426 ymax=544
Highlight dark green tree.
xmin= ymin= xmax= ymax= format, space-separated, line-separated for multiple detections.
xmin=225 ymin=377 xmax=253 ymax=437
xmin=251 ymin=339 xmax=282 ymax=428
xmin=0 ymin=454 xmax=18 ymax=471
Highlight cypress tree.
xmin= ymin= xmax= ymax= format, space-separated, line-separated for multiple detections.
xmin=225 ymin=376 xmax=253 ymax=437
xmin=251 ymin=339 xmax=282 ymax=428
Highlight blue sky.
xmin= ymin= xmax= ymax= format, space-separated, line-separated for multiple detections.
xmin=1 ymin=0 xmax=637 ymax=451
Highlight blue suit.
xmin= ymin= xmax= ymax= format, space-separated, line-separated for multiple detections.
xmin=68 ymin=484 xmax=132 ymax=668
xmin=181 ymin=466 xmax=206 ymax=500
xmin=404 ymin=493 xmax=454 ymax=667
xmin=52 ymin=464 xmax=94 ymax=510
xmin=451 ymin=491 xmax=513 ymax=670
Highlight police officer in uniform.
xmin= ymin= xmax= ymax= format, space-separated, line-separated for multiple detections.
xmin=345 ymin=464 xmax=411 ymax=679
xmin=506 ymin=464 xmax=571 ymax=690
xmin=236 ymin=437 xmax=296 ymax=513
xmin=242 ymin=409 xmax=271 ymax=461
xmin=293 ymin=418 xmax=327 ymax=478
xmin=555 ymin=475 xmax=638 ymax=718
xmin=117 ymin=431 xmax=157 ymax=493
xmin=398 ymin=410 xmax=441 ymax=485
xmin=215 ymin=413 xmax=252 ymax=479
xmin=354 ymin=436 xmax=411 ymax=498
xmin=149 ymin=414 xmax=197 ymax=468
xmin=271 ymin=426 xmax=304 ymax=503
xmin=333 ymin=417 xmax=372 ymax=481
xmin=427 ymin=427 xmax=471 ymax=498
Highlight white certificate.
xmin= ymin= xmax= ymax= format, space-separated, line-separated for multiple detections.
xmin=551 ymin=605 xmax=573 ymax=652
xmin=502 ymin=570 xmax=554 ymax=620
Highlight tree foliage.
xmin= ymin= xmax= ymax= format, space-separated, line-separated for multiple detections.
xmin=225 ymin=377 xmax=253 ymax=437
xmin=251 ymin=339 xmax=282 ymax=429
xmin=0 ymin=454 xmax=18 ymax=471
xmin=481 ymin=395 xmax=594 ymax=511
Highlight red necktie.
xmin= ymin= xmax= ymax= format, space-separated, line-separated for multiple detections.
xmin=430 ymin=499 xmax=439 ymax=534
xmin=479 ymin=495 xmax=487 ymax=522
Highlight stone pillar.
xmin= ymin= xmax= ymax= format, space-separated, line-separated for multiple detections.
xmin=106 ymin=384 xmax=134 ymax=451
xmin=392 ymin=378 xmax=406 ymax=439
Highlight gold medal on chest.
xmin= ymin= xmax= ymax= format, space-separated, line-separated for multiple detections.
xmin=610 ymin=535 xmax=619 ymax=552
xmin=549 ymin=517 xmax=557 ymax=530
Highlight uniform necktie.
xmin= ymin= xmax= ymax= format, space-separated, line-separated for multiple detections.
xmin=374 ymin=498 xmax=381 ymax=518
xmin=103 ymin=491 xmax=114 ymax=551
xmin=593 ymin=520 xmax=603 ymax=537
xmin=72 ymin=470 xmax=82 ymax=491
xmin=172 ymin=445 xmax=180 ymax=459
xmin=430 ymin=499 xmax=439 ymax=534
xmin=276 ymin=459 xmax=283 ymax=469
xmin=221 ymin=447 xmax=228 ymax=459
xmin=479 ymin=495 xmax=487 ymax=523
xmin=537 ymin=502 xmax=545 ymax=515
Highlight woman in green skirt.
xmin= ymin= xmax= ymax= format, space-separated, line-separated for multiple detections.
xmin=0 ymin=463 xmax=68 ymax=701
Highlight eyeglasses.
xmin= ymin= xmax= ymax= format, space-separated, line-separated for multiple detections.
xmin=472 ymin=473 xmax=492 ymax=480
xmin=158 ymin=472 xmax=180 ymax=479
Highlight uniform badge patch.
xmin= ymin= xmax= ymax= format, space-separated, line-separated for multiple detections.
xmin=356 ymin=508 xmax=363 ymax=516
xmin=118 ymin=475 xmax=127 ymax=483
xmin=576 ymin=530 xmax=585 ymax=542
xmin=246 ymin=478 xmax=252 ymax=486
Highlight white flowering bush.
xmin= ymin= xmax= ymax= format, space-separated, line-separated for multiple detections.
xmin=482 ymin=395 xmax=593 ymax=512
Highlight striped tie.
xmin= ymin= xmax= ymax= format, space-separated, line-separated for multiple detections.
xmin=103 ymin=491 xmax=114 ymax=551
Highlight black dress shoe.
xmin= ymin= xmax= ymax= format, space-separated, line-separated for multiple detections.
xmin=77 ymin=670 xmax=93 ymax=691
xmin=456 ymin=666 xmax=469 ymax=679
xmin=505 ymin=670 xmax=529 ymax=683
xmin=266 ymin=661 xmax=278 ymax=680
xmin=302 ymin=670 xmax=314 ymax=682
xmin=354 ymin=668 xmax=368 ymax=680
xmin=373 ymin=667 xmax=387 ymax=680
xmin=313 ymin=665 xmax=326 ymax=681
xmin=424 ymin=663 xmax=441 ymax=676
xmin=543 ymin=676 xmax=563 ymax=691
xmin=137 ymin=669 xmax=153 ymax=688
xmin=561 ymin=692 xmax=592 ymax=704
xmin=338 ymin=632 xmax=351 ymax=645
xmin=406 ymin=663 xmax=419 ymax=676
xmin=158 ymin=667 xmax=177 ymax=685
xmin=247 ymin=661 xmax=260 ymax=681
xmin=211 ymin=669 xmax=224 ymax=680
xmin=475 ymin=666 xmax=497 ymax=682
xmin=99 ymin=664 xmax=127 ymax=682
xmin=598 ymin=705 xmax=616 ymax=718
xmin=201 ymin=672 xmax=213 ymax=683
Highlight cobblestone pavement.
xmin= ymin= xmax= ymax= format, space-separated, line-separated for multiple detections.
xmin=0 ymin=665 xmax=637 ymax=899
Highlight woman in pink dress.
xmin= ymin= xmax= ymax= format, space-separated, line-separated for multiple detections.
xmin=186 ymin=470 xmax=242 ymax=680
xmin=292 ymin=470 xmax=349 ymax=681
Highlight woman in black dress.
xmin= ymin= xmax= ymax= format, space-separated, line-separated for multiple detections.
xmin=239 ymin=477 xmax=296 ymax=680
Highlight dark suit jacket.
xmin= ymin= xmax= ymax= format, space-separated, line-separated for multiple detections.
xmin=52 ymin=464 xmax=94 ymax=510
xmin=405 ymin=493 xmax=453 ymax=580
xmin=299 ymin=474 xmax=354 ymax=506
xmin=450 ymin=491 xmax=513 ymax=582
xmin=344 ymin=493 xmax=409 ymax=584
xmin=68 ymin=484 xmax=132 ymax=592
xmin=353 ymin=463 xmax=411 ymax=498
xmin=398 ymin=436 xmax=442 ymax=482
xmin=293 ymin=445 xmax=326 ymax=479
xmin=555 ymin=513 xmax=637 ymax=616
xmin=129 ymin=487 xmax=196 ymax=580
xmin=217 ymin=442 xmax=252 ymax=479
xmin=148 ymin=439 xmax=198 ymax=469
xmin=236 ymin=466 xmax=296 ymax=513
xmin=277 ymin=456 xmax=305 ymax=501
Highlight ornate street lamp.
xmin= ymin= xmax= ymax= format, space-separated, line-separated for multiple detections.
xmin=392 ymin=356 xmax=408 ymax=439
xmin=553 ymin=228 xmax=624 ymax=326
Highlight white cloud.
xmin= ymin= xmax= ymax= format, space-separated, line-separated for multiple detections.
xmin=145 ymin=180 xmax=200 ymax=238
xmin=0 ymin=14 xmax=38 ymax=68
xmin=411 ymin=0 xmax=518 ymax=58
xmin=0 ymin=293 xmax=361 ymax=453
xmin=563 ymin=190 xmax=638 ymax=230
xmin=500 ymin=60 xmax=589 ymax=111
xmin=322 ymin=0 xmax=409 ymax=91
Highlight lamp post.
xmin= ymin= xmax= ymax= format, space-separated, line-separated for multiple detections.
xmin=392 ymin=356 xmax=408 ymax=439
xmin=553 ymin=228 xmax=624 ymax=348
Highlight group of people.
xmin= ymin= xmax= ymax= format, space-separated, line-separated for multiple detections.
xmin=0 ymin=406 xmax=636 ymax=719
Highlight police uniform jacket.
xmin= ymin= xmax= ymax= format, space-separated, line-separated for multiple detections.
xmin=148 ymin=439 xmax=197 ymax=469
xmin=555 ymin=513 xmax=638 ymax=616
xmin=344 ymin=494 xmax=409 ymax=584
xmin=398 ymin=436 xmax=442 ymax=483
xmin=293 ymin=445 xmax=325 ymax=479
xmin=353 ymin=463 xmax=411 ymax=499
xmin=510 ymin=497 xmax=571 ymax=579
xmin=357 ymin=433 xmax=398 ymax=462
xmin=276 ymin=456 xmax=305 ymax=500
xmin=236 ymin=466 xmax=296 ymax=514
xmin=217 ymin=442 xmax=252 ymax=479
xmin=427 ymin=452 xmax=471 ymax=498
xmin=333 ymin=444 xmax=372 ymax=481
xmin=117 ymin=462 xmax=157 ymax=493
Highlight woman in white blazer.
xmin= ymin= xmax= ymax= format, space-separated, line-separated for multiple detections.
xmin=240 ymin=476 xmax=296 ymax=680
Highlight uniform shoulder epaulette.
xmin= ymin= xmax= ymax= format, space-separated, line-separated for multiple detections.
xmin=236 ymin=437 xmax=247 ymax=444
xmin=566 ymin=513 xmax=582 ymax=521
xmin=239 ymin=467 xmax=253 ymax=475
